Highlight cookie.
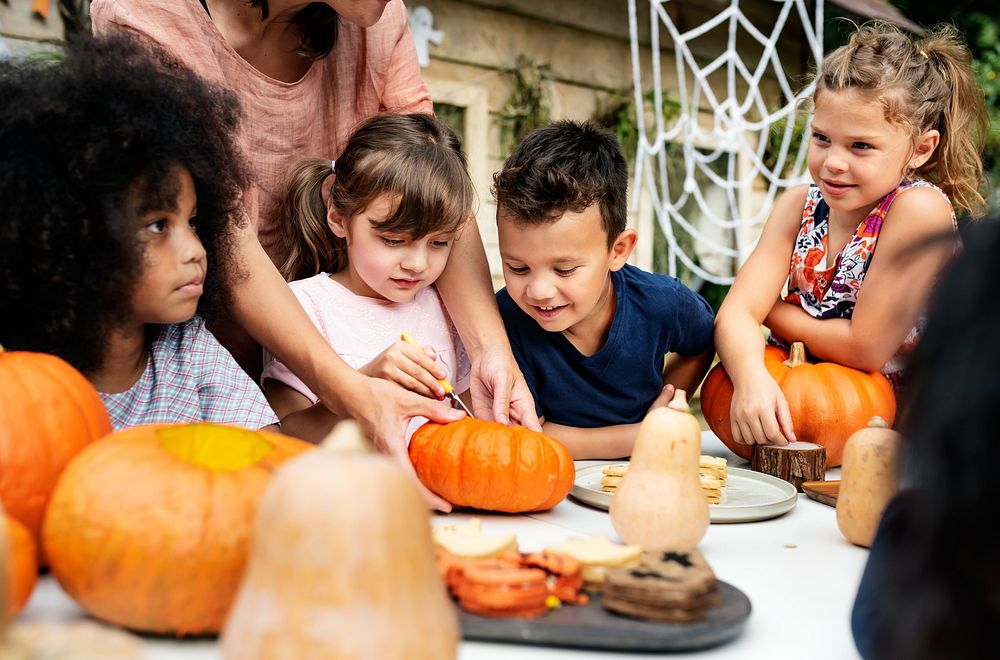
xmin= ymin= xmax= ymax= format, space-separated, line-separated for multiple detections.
xmin=602 ymin=550 xmax=720 ymax=623
xmin=453 ymin=562 xmax=551 ymax=618
xmin=544 ymin=535 xmax=643 ymax=590
xmin=432 ymin=517 xmax=518 ymax=559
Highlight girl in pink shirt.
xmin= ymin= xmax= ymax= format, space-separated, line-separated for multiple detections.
xmin=263 ymin=114 xmax=474 ymax=443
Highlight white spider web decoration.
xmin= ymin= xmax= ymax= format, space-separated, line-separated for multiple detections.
xmin=628 ymin=0 xmax=825 ymax=284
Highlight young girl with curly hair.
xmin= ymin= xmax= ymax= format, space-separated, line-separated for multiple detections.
xmin=715 ymin=22 xmax=989 ymax=449
xmin=261 ymin=113 xmax=474 ymax=446
xmin=0 ymin=35 xmax=277 ymax=431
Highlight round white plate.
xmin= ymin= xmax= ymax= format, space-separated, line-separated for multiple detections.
xmin=570 ymin=464 xmax=797 ymax=523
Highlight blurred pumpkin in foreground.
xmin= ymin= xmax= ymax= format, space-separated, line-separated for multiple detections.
xmin=42 ymin=423 xmax=310 ymax=636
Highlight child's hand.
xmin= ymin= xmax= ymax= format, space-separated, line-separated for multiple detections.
xmin=648 ymin=384 xmax=676 ymax=411
xmin=729 ymin=373 xmax=796 ymax=447
xmin=360 ymin=340 xmax=448 ymax=400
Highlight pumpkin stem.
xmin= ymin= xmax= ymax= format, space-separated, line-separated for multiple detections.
xmin=321 ymin=420 xmax=373 ymax=455
xmin=867 ymin=416 xmax=889 ymax=429
xmin=783 ymin=342 xmax=808 ymax=368
xmin=667 ymin=389 xmax=690 ymax=412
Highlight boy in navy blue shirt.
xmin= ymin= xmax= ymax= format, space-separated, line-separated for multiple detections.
xmin=493 ymin=121 xmax=715 ymax=459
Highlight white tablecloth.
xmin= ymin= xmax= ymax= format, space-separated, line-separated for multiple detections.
xmin=21 ymin=433 xmax=868 ymax=659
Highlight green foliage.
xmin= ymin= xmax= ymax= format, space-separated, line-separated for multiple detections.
xmin=592 ymin=90 xmax=679 ymax=164
xmin=497 ymin=56 xmax=551 ymax=157
xmin=762 ymin=113 xmax=809 ymax=179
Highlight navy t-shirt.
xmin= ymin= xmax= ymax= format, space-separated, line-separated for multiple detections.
xmin=496 ymin=264 xmax=714 ymax=427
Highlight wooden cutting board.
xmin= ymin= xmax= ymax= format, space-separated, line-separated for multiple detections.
xmin=801 ymin=480 xmax=840 ymax=507
xmin=458 ymin=581 xmax=751 ymax=652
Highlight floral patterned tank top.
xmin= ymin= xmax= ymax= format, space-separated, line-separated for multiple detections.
xmin=773 ymin=181 xmax=956 ymax=386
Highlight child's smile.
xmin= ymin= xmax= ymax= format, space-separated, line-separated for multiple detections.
xmin=808 ymin=88 xmax=937 ymax=228
xmin=330 ymin=194 xmax=454 ymax=302
xmin=499 ymin=204 xmax=625 ymax=352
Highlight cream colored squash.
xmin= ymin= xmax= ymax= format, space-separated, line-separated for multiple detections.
xmin=220 ymin=421 xmax=458 ymax=660
xmin=609 ymin=390 xmax=709 ymax=550
xmin=836 ymin=417 xmax=902 ymax=547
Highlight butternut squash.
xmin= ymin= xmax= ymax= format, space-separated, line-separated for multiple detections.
xmin=609 ymin=391 xmax=709 ymax=550
xmin=836 ymin=417 xmax=901 ymax=547
xmin=220 ymin=421 xmax=458 ymax=659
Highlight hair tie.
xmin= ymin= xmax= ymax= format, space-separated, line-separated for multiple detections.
xmin=919 ymin=49 xmax=929 ymax=59
xmin=331 ymin=159 xmax=336 ymax=173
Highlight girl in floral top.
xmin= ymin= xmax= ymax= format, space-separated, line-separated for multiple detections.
xmin=715 ymin=22 xmax=989 ymax=449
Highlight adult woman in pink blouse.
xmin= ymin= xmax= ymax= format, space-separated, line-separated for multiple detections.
xmin=91 ymin=0 xmax=538 ymax=508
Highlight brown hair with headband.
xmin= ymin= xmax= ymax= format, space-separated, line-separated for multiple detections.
xmin=276 ymin=113 xmax=474 ymax=282
xmin=814 ymin=21 xmax=989 ymax=216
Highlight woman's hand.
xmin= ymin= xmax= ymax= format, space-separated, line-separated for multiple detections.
xmin=359 ymin=340 xmax=447 ymax=399
xmin=468 ymin=343 xmax=541 ymax=430
xmin=344 ymin=374 xmax=465 ymax=512
xmin=729 ymin=370 xmax=796 ymax=447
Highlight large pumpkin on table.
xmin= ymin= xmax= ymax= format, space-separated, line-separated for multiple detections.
xmin=42 ymin=423 xmax=311 ymax=636
xmin=409 ymin=418 xmax=574 ymax=512
xmin=0 ymin=349 xmax=112 ymax=553
xmin=700 ymin=342 xmax=895 ymax=467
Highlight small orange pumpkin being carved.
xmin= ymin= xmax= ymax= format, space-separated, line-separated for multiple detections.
xmin=700 ymin=342 xmax=896 ymax=467
xmin=42 ymin=423 xmax=311 ymax=636
xmin=0 ymin=349 xmax=112 ymax=554
xmin=409 ymin=419 xmax=574 ymax=513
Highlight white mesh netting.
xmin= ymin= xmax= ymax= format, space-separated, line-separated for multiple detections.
xmin=628 ymin=0 xmax=825 ymax=284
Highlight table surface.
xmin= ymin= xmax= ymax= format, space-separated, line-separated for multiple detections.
xmin=21 ymin=433 xmax=867 ymax=660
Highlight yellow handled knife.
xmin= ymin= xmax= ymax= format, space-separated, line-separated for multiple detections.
xmin=400 ymin=332 xmax=475 ymax=418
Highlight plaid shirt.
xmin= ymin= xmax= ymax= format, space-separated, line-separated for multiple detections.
xmin=101 ymin=317 xmax=278 ymax=431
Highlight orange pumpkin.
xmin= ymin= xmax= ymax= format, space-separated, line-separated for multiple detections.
xmin=700 ymin=342 xmax=895 ymax=467
xmin=0 ymin=350 xmax=112 ymax=552
xmin=408 ymin=418 xmax=574 ymax=512
xmin=42 ymin=423 xmax=311 ymax=636
xmin=5 ymin=515 xmax=38 ymax=620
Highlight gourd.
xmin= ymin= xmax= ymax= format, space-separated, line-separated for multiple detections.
xmin=5 ymin=515 xmax=38 ymax=620
xmin=221 ymin=421 xmax=458 ymax=660
xmin=837 ymin=417 xmax=902 ymax=547
xmin=700 ymin=342 xmax=896 ymax=466
xmin=0 ymin=349 xmax=112 ymax=554
xmin=409 ymin=418 xmax=574 ymax=512
xmin=42 ymin=423 xmax=310 ymax=635
xmin=609 ymin=391 xmax=709 ymax=551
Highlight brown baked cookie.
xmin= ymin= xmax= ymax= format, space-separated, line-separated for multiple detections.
xmin=602 ymin=550 xmax=720 ymax=623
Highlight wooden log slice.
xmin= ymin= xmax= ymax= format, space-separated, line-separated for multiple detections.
xmin=751 ymin=443 xmax=826 ymax=492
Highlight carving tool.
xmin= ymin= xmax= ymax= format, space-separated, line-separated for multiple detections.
xmin=400 ymin=332 xmax=474 ymax=418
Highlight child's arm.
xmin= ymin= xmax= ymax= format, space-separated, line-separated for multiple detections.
xmin=541 ymin=385 xmax=677 ymax=460
xmin=662 ymin=345 xmax=716 ymax=395
xmin=263 ymin=379 xmax=340 ymax=443
xmin=762 ymin=188 xmax=955 ymax=371
xmin=715 ymin=186 xmax=808 ymax=448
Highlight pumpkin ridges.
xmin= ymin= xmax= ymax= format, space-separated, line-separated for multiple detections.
xmin=6 ymin=515 xmax=38 ymax=619
xmin=408 ymin=419 xmax=573 ymax=513
xmin=532 ymin=438 xmax=573 ymax=512
xmin=43 ymin=425 xmax=310 ymax=634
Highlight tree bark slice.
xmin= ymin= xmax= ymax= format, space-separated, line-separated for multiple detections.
xmin=751 ymin=443 xmax=826 ymax=492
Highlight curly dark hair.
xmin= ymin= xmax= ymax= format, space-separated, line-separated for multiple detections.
xmin=0 ymin=34 xmax=249 ymax=373
xmin=492 ymin=120 xmax=628 ymax=249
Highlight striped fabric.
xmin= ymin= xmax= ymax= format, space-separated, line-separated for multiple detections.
xmin=101 ymin=317 xmax=278 ymax=431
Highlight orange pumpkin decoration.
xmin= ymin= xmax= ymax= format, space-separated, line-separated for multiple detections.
xmin=5 ymin=515 xmax=38 ymax=620
xmin=408 ymin=418 xmax=574 ymax=512
xmin=42 ymin=423 xmax=311 ymax=636
xmin=700 ymin=342 xmax=895 ymax=467
xmin=0 ymin=349 xmax=112 ymax=552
